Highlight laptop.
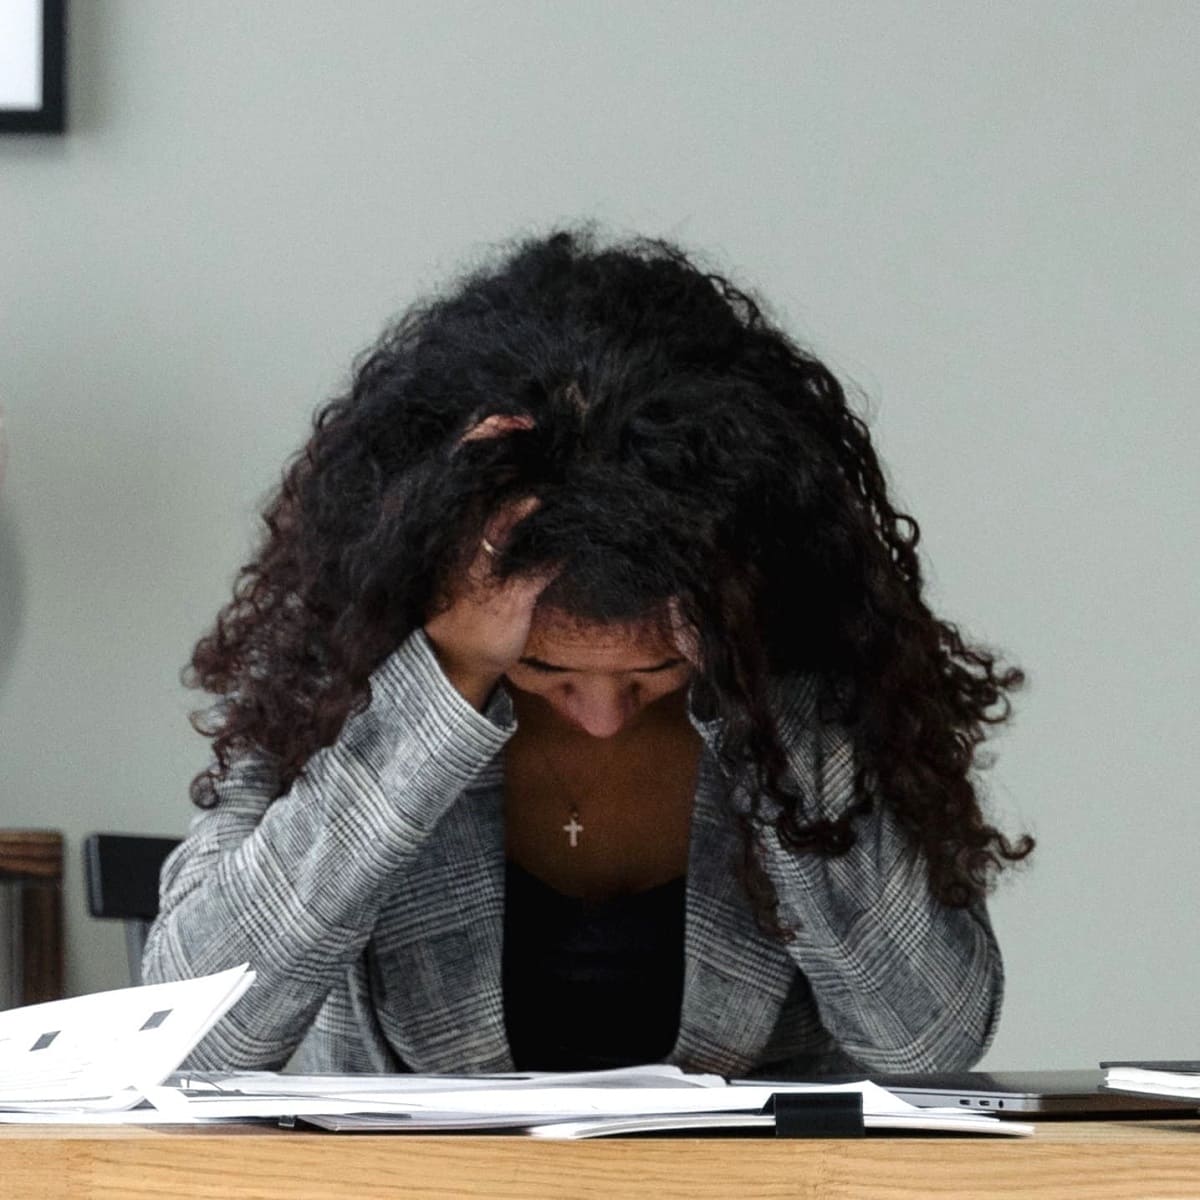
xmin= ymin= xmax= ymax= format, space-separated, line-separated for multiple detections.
xmin=874 ymin=1069 xmax=1200 ymax=1116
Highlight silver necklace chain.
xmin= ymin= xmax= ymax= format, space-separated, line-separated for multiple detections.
xmin=527 ymin=745 xmax=586 ymax=849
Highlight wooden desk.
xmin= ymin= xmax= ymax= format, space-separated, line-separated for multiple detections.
xmin=3 ymin=1120 xmax=1199 ymax=1200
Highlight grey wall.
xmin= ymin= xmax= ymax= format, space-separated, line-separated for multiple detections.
xmin=1 ymin=1 xmax=1196 ymax=1069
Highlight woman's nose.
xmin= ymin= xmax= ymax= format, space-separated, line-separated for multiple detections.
xmin=559 ymin=681 xmax=637 ymax=738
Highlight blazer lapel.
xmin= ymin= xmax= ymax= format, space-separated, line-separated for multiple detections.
xmin=669 ymin=749 xmax=798 ymax=1076
xmin=368 ymin=756 xmax=515 ymax=1074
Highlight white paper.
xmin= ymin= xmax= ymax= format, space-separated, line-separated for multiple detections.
xmin=1103 ymin=1068 xmax=1200 ymax=1102
xmin=169 ymin=1062 xmax=721 ymax=1098
xmin=0 ymin=965 xmax=255 ymax=1113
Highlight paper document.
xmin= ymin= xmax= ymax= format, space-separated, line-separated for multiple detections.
xmin=290 ymin=1078 xmax=1031 ymax=1137
xmin=171 ymin=1062 xmax=722 ymax=1096
xmin=1103 ymin=1066 xmax=1200 ymax=1102
xmin=0 ymin=964 xmax=255 ymax=1113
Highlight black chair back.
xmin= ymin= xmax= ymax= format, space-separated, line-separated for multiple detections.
xmin=82 ymin=833 xmax=181 ymax=985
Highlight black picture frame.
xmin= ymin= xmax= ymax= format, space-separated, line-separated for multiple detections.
xmin=0 ymin=0 xmax=66 ymax=133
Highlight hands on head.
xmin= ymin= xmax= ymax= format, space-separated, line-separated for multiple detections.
xmin=423 ymin=415 xmax=701 ymax=713
xmin=423 ymin=499 xmax=554 ymax=709
xmin=423 ymin=415 xmax=550 ymax=709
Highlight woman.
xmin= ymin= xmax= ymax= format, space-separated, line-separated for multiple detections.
xmin=143 ymin=229 xmax=1032 ymax=1077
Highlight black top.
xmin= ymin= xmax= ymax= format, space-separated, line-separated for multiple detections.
xmin=502 ymin=860 xmax=686 ymax=1072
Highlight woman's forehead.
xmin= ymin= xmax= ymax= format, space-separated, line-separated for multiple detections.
xmin=522 ymin=609 xmax=678 ymax=669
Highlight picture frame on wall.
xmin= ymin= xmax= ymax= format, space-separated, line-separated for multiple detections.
xmin=0 ymin=0 xmax=65 ymax=132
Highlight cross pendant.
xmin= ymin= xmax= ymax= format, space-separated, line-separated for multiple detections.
xmin=562 ymin=810 xmax=584 ymax=848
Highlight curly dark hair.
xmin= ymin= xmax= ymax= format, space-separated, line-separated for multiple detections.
xmin=188 ymin=227 xmax=1032 ymax=933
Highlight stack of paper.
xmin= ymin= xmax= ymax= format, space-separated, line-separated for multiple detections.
xmin=1103 ymin=1062 xmax=1200 ymax=1103
xmin=278 ymin=1075 xmax=1033 ymax=1137
xmin=0 ymin=966 xmax=1032 ymax=1137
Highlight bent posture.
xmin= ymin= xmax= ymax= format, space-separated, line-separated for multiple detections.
xmin=144 ymin=230 xmax=1032 ymax=1076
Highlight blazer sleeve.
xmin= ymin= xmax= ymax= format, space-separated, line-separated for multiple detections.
xmin=759 ymin=697 xmax=1005 ymax=1072
xmin=141 ymin=630 xmax=515 ymax=1070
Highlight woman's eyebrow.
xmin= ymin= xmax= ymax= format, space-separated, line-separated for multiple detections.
xmin=516 ymin=657 xmax=569 ymax=673
xmin=517 ymin=656 xmax=687 ymax=673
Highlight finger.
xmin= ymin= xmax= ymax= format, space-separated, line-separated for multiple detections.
xmin=499 ymin=567 xmax=559 ymax=613
xmin=464 ymin=564 xmax=559 ymax=635
xmin=463 ymin=496 xmax=543 ymax=588
xmin=459 ymin=413 xmax=535 ymax=444
xmin=484 ymin=495 xmax=540 ymax=549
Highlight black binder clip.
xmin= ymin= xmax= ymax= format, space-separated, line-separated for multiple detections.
xmin=768 ymin=1091 xmax=865 ymax=1138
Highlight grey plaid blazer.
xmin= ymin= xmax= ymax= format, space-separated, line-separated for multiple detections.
xmin=143 ymin=631 xmax=1003 ymax=1077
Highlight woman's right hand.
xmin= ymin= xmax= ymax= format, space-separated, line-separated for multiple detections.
xmin=424 ymin=497 xmax=551 ymax=709
xmin=423 ymin=414 xmax=552 ymax=709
